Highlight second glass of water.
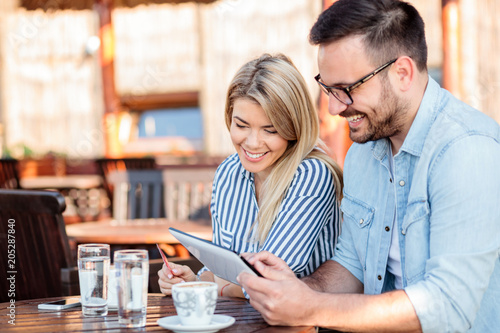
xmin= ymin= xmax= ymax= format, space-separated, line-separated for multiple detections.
xmin=77 ymin=243 xmax=110 ymax=317
xmin=114 ymin=249 xmax=149 ymax=328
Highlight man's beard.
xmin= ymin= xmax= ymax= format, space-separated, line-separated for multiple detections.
xmin=345 ymin=78 xmax=410 ymax=144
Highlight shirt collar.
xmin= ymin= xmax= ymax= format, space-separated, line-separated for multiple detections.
xmin=240 ymin=165 xmax=253 ymax=182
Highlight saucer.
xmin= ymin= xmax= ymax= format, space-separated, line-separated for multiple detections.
xmin=157 ymin=314 xmax=235 ymax=333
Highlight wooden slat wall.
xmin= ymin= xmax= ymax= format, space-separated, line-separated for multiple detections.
xmin=112 ymin=0 xmax=322 ymax=157
xmin=112 ymin=3 xmax=201 ymax=95
xmin=477 ymin=0 xmax=500 ymax=123
xmin=1 ymin=0 xmax=498 ymax=160
xmin=410 ymin=0 xmax=443 ymax=69
xmin=462 ymin=0 xmax=500 ymax=124
xmin=0 ymin=8 xmax=104 ymax=158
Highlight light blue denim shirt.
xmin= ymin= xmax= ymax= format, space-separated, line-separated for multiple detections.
xmin=334 ymin=77 xmax=500 ymax=333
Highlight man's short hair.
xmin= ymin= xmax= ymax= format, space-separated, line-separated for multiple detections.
xmin=309 ymin=0 xmax=427 ymax=71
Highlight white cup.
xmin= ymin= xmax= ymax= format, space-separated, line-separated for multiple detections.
xmin=172 ymin=281 xmax=218 ymax=326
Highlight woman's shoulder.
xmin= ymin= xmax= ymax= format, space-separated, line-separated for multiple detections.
xmin=215 ymin=154 xmax=243 ymax=178
xmin=219 ymin=153 xmax=240 ymax=166
xmin=297 ymin=157 xmax=331 ymax=175
xmin=289 ymin=157 xmax=334 ymax=189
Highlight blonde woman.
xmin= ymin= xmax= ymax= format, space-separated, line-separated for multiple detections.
xmin=158 ymin=53 xmax=343 ymax=298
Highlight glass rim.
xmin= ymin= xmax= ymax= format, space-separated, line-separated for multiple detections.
xmin=113 ymin=249 xmax=149 ymax=260
xmin=114 ymin=249 xmax=148 ymax=254
xmin=78 ymin=243 xmax=110 ymax=248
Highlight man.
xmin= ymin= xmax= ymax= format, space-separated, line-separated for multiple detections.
xmin=237 ymin=0 xmax=500 ymax=332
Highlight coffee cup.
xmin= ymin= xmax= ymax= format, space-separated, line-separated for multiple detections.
xmin=172 ymin=281 xmax=218 ymax=326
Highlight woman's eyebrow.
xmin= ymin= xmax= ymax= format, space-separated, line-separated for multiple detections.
xmin=233 ymin=116 xmax=249 ymax=124
xmin=234 ymin=116 xmax=274 ymax=129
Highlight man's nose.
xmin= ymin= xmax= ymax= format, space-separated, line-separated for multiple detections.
xmin=328 ymin=94 xmax=349 ymax=116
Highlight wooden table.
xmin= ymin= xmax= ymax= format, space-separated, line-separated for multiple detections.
xmin=0 ymin=294 xmax=319 ymax=332
xmin=65 ymin=218 xmax=212 ymax=245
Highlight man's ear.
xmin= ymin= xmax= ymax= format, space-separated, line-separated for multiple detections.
xmin=392 ymin=56 xmax=414 ymax=92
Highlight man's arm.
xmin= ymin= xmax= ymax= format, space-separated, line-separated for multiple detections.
xmin=302 ymin=260 xmax=363 ymax=294
xmin=239 ymin=252 xmax=422 ymax=333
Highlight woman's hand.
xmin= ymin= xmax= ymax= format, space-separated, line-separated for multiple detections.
xmin=157 ymin=262 xmax=196 ymax=295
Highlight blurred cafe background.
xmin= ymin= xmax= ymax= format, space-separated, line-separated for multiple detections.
xmin=0 ymin=0 xmax=499 ymax=224
xmin=0 ymin=0 xmax=499 ymax=304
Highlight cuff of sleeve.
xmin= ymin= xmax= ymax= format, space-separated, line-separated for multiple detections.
xmin=332 ymin=257 xmax=364 ymax=284
xmin=405 ymin=283 xmax=445 ymax=333
xmin=197 ymin=266 xmax=210 ymax=280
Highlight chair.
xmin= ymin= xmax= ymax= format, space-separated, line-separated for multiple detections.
xmin=107 ymin=169 xmax=165 ymax=220
xmin=95 ymin=157 xmax=157 ymax=212
xmin=162 ymin=166 xmax=217 ymax=222
xmin=0 ymin=189 xmax=78 ymax=302
xmin=0 ymin=158 xmax=21 ymax=189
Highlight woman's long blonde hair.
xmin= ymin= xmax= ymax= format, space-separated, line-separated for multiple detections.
xmin=225 ymin=53 xmax=343 ymax=244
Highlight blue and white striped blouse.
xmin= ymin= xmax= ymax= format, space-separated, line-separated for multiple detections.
xmin=200 ymin=153 xmax=341 ymax=280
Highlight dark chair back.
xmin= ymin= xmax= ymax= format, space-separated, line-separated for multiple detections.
xmin=0 ymin=189 xmax=76 ymax=302
xmin=0 ymin=158 xmax=21 ymax=189
xmin=95 ymin=157 xmax=157 ymax=209
xmin=107 ymin=170 xmax=165 ymax=220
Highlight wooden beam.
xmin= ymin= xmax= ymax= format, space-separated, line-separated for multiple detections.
xmin=20 ymin=0 xmax=217 ymax=11
xmin=442 ymin=0 xmax=462 ymax=98
xmin=120 ymin=92 xmax=199 ymax=111
xmin=95 ymin=0 xmax=124 ymax=158
xmin=317 ymin=0 xmax=352 ymax=168
xmin=95 ymin=0 xmax=120 ymax=115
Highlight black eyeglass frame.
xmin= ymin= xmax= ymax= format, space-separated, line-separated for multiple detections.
xmin=315 ymin=58 xmax=398 ymax=106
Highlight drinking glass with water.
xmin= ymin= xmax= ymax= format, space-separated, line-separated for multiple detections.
xmin=114 ymin=249 xmax=149 ymax=328
xmin=77 ymin=243 xmax=110 ymax=317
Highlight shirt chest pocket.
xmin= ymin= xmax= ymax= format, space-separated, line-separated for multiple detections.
xmin=218 ymin=226 xmax=235 ymax=250
xmin=402 ymin=200 xmax=430 ymax=283
xmin=340 ymin=196 xmax=375 ymax=266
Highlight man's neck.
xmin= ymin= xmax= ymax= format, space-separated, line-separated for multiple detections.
xmin=390 ymin=74 xmax=429 ymax=155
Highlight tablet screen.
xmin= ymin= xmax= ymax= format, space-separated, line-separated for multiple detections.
xmin=169 ymin=227 xmax=261 ymax=285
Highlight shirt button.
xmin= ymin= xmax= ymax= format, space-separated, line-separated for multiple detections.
xmin=377 ymin=275 xmax=382 ymax=281
xmin=401 ymin=229 xmax=406 ymax=235
xmin=399 ymin=180 xmax=405 ymax=186
xmin=359 ymin=219 xmax=364 ymax=224
xmin=385 ymin=226 xmax=390 ymax=232
xmin=390 ymin=178 xmax=393 ymax=183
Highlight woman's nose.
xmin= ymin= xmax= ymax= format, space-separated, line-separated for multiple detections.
xmin=245 ymin=130 xmax=261 ymax=147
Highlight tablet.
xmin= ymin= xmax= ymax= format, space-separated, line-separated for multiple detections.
xmin=169 ymin=227 xmax=262 ymax=285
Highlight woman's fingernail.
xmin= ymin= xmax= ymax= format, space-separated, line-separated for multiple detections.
xmin=168 ymin=274 xmax=172 ymax=279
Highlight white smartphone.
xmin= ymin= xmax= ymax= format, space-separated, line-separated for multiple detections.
xmin=38 ymin=298 xmax=81 ymax=310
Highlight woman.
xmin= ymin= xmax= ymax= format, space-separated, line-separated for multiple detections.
xmin=158 ymin=53 xmax=343 ymax=298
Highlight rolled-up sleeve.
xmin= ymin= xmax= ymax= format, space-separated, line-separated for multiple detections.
xmin=405 ymin=135 xmax=500 ymax=333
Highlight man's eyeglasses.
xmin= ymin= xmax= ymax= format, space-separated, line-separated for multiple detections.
xmin=315 ymin=58 xmax=397 ymax=106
